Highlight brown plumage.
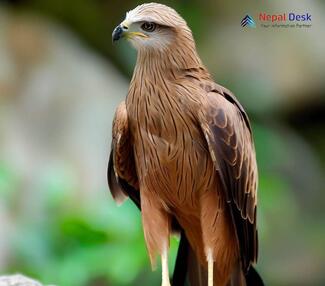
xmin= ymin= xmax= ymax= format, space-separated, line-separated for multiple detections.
xmin=109 ymin=3 xmax=262 ymax=286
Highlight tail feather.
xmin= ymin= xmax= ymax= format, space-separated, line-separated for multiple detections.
xmin=172 ymin=232 xmax=189 ymax=286
xmin=172 ymin=232 xmax=207 ymax=286
xmin=172 ymin=233 xmax=264 ymax=286
xmin=187 ymin=245 xmax=207 ymax=286
xmin=245 ymin=266 xmax=264 ymax=286
xmin=227 ymin=263 xmax=264 ymax=286
xmin=228 ymin=262 xmax=246 ymax=286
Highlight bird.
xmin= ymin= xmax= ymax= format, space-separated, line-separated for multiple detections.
xmin=108 ymin=3 xmax=263 ymax=286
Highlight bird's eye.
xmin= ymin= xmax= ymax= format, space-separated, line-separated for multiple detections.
xmin=141 ymin=22 xmax=156 ymax=32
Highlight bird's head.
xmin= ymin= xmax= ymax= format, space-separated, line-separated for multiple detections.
xmin=112 ymin=3 xmax=191 ymax=52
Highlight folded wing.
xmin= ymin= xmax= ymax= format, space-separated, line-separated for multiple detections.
xmin=198 ymin=85 xmax=258 ymax=272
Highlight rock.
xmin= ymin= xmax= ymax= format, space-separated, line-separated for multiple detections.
xmin=0 ymin=274 xmax=50 ymax=286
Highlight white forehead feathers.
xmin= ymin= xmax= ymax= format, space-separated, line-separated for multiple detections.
xmin=125 ymin=3 xmax=186 ymax=27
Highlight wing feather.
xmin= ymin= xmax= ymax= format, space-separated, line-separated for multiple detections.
xmin=198 ymin=85 xmax=258 ymax=272
xmin=107 ymin=101 xmax=139 ymax=205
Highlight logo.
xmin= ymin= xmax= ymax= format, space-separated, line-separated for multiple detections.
xmin=259 ymin=12 xmax=311 ymax=22
xmin=241 ymin=15 xmax=256 ymax=28
xmin=241 ymin=12 xmax=312 ymax=29
xmin=258 ymin=12 xmax=312 ymax=28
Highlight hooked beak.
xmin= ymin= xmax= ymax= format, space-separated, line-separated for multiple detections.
xmin=112 ymin=21 xmax=148 ymax=42
xmin=112 ymin=25 xmax=125 ymax=42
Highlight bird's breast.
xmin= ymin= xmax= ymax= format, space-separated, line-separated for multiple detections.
xmin=127 ymin=87 xmax=201 ymax=156
xmin=126 ymin=86 xmax=214 ymax=209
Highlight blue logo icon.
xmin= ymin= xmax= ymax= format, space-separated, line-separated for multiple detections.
xmin=241 ymin=15 xmax=256 ymax=28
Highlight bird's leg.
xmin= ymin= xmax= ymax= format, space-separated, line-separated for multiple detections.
xmin=207 ymin=251 xmax=214 ymax=286
xmin=161 ymin=248 xmax=171 ymax=286
xmin=140 ymin=192 xmax=171 ymax=285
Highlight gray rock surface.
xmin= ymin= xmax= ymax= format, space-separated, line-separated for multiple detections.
xmin=0 ymin=275 xmax=49 ymax=286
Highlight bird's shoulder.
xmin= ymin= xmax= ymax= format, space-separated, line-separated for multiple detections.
xmin=112 ymin=101 xmax=128 ymax=137
xmin=174 ymin=68 xmax=248 ymax=126
xmin=111 ymin=101 xmax=138 ymax=190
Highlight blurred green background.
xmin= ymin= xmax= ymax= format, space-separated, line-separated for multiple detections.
xmin=0 ymin=0 xmax=324 ymax=285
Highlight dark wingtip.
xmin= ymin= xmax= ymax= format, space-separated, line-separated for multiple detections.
xmin=245 ymin=266 xmax=264 ymax=286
